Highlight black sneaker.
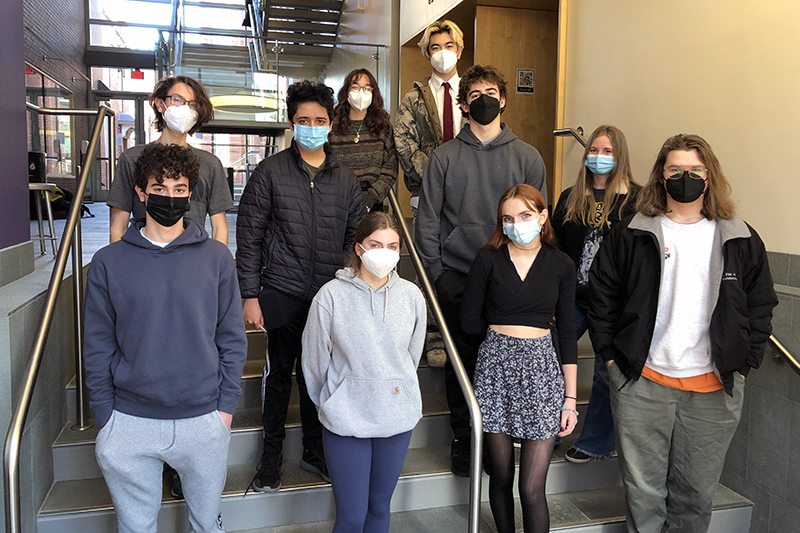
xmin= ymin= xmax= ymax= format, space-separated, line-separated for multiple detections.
xmin=451 ymin=438 xmax=470 ymax=477
xmin=300 ymin=447 xmax=330 ymax=482
xmin=247 ymin=452 xmax=283 ymax=494
xmin=170 ymin=469 xmax=184 ymax=499
xmin=565 ymin=447 xmax=592 ymax=464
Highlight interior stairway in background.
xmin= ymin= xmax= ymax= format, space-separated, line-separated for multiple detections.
xmin=35 ymin=244 xmax=754 ymax=532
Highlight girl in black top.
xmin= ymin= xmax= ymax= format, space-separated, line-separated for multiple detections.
xmin=461 ymin=184 xmax=578 ymax=533
xmin=550 ymin=125 xmax=639 ymax=464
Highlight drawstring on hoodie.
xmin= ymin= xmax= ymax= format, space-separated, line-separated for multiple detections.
xmin=367 ymin=286 xmax=390 ymax=322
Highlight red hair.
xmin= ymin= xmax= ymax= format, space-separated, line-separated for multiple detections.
xmin=484 ymin=184 xmax=557 ymax=251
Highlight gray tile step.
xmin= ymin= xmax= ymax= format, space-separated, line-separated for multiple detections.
xmin=52 ymin=394 xmax=452 ymax=482
xmin=39 ymin=441 xmax=625 ymax=532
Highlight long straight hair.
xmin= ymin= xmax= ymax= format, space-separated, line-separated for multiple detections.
xmin=484 ymin=184 xmax=557 ymax=251
xmin=637 ymin=134 xmax=736 ymax=220
xmin=564 ymin=125 xmax=636 ymax=228
xmin=332 ymin=69 xmax=391 ymax=137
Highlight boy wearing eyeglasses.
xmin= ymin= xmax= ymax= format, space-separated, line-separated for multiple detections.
xmin=108 ymin=75 xmax=233 ymax=245
xmin=589 ymin=134 xmax=777 ymax=533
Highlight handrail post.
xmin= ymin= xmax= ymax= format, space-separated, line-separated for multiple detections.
xmin=386 ymin=190 xmax=483 ymax=533
xmin=71 ymin=219 xmax=92 ymax=431
xmin=5 ymin=104 xmax=110 ymax=533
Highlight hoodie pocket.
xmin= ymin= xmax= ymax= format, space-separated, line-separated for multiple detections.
xmin=321 ymin=377 xmax=422 ymax=429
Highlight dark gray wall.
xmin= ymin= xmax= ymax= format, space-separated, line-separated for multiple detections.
xmin=721 ymin=251 xmax=800 ymax=533
xmin=0 ymin=0 xmax=33 ymax=250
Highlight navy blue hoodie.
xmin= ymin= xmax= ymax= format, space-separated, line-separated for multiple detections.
xmin=84 ymin=219 xmax=247 ymax=428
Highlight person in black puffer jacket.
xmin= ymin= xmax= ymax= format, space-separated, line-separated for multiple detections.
xmin=236 ymin=80 xmax=366 ymax=494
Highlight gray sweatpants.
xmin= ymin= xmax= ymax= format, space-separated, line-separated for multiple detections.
xmin=95 ymin=410 xmax=231 ymax=533
xmin=608 ymin=363 xmax=744 ymax=533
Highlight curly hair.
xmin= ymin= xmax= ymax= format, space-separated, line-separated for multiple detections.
xmin=458 ymin=65 xmax=508 ymax=118
xmin=286 ymin=80 xmax=335 ymax=123
xmin=150 ymin=76 xmax=214 ymax=135
xmin=134 ymin=143 xmax=200 ymax=192
xmin=332 ymin=69 xmax=391 ymax=136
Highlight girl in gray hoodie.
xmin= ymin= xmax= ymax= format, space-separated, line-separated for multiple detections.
xmin=302 ymin=212 xmax=427 ymax=533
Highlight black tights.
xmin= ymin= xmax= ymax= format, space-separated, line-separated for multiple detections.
xmin=484 ymin=432 xmax=555 ymax=533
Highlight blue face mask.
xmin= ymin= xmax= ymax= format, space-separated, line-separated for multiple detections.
xmin=293 ymin=124 xmax=329 ymax=151
xmin=503 ymin=219 xmax=541 ymax=246
xmin=585 ymin=154 xmax=615 ymax=176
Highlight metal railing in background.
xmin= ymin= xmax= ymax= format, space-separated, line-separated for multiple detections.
xmin=554 ymin=127 xmax=586 ymax=147
xmin=386 ymin=190 xmax=483 ymax=533
xmin=770 ymin=335 xmax=800 ymax=377
xmin=4 ymin=103 xmax=115 ymax=533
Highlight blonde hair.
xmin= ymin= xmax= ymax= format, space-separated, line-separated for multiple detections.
xmin=564 ymin=125 xmax=636 ymax=229
xmin=417 ymin=20 xmax=464 ymax=58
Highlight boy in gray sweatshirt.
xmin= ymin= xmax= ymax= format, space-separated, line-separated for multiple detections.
xmin=415 ymin=64 xmax=548 ymax=477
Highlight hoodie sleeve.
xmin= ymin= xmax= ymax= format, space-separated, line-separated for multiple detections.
xmin=83 ymin=256 xmax=119 ymax=429
xmin=416 ymin=151 xmax=446 ymax=279
xmin=216 ymin=252 xmax=248 ymax=414
xmin=408 ymin=287 xmax=428 ymax=368
xmin=524 ymin=151 xmax=548 ymax=206
xmin=235 ymin=163 xmax=272 ymax=298
xmin=302 ymin=294 xmax=334 ymax=408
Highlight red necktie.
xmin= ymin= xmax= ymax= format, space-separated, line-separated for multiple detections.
xmin=442 ymin=82 xmax=454 ymax=142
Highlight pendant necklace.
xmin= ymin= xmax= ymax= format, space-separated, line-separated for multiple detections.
xmin=354 ymin=121 xmax=364 ymax=143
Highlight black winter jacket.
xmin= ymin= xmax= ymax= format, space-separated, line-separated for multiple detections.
xmin=588 ymin=213 xmax=777 ymax=396
xmin=236 ymin=141 xmax=366 ymax=302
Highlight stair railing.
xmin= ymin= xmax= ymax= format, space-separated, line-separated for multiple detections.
xmin=554 ymin=127 xmax=586 ymax=147
xmin=770 ymin=335 xmax=800 ymax=377
xmin=386 ymin=190 xmax=483 ymax=533
xmin=4 ymin=103 xmax=115 ymax=533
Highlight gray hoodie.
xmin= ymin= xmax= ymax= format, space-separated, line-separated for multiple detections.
xmin=416 ymin=123 xmax=547 ymax=279
xmin=302 ymin=268 xmax=427 ymax=438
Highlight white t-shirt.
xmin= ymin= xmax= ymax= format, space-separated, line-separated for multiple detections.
xmin=647 ymin=216 xmax=718 ymax=378
xmin=429 ymin=72 xmax=463 ymax=138
xmin=140 ymin=227 xmax=170 ymax=248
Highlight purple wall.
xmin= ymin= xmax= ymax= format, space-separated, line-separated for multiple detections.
xmin=0 ymin=0 xmax=30 ymax=250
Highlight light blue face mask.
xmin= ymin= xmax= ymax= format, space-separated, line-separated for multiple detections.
xmin=585 ymin=154 xmax=615 ymax=176
xmin=503 ymin=219 xmax=541 ymax=246
xmin=293 ymin=124 xmax=329 ymax=151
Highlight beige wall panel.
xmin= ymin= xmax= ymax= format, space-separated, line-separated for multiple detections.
xmin=475 ymin=6 xmax=559 ymax=203
xmin=562 ymin=0 xmax=800 ymax=254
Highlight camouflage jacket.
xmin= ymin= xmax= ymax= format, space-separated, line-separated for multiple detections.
xmin=393 ymin=77 xmax=466 ymax=195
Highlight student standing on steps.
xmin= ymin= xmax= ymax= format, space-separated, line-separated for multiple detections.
xmin=550 ymin=125 xmax=640 ymax=464
xmin=590 ymin=134 xmax=777 ymax=533
xmin=108 ymin=75 xmax=233 ymax=245
xmin=394 ymin=19 xmax=466 ymax=218
xmin=84 ymin=143 xmax=247 ymax=533
xmin=461 ymin=184 xmax=578 ymax=533
xmin=415 ymin=65 xmax=547 ymax=477
xmin=237 ymin=80 xmax=366 ymax=494
xmin=302 ymin=212 xmax=427 ymax=533
xmin=329 ymin=69 xmax=398 ymax=213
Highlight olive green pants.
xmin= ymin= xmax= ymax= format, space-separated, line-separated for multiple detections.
xmin=608 ymin=364 xmax=744 ymax=533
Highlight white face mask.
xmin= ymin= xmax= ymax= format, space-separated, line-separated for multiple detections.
xmin=359 ymin=243 xmax=400 ymax=279
xmin=163 ymin=105 xmax=199 ymax=134
xmin=430 ymin=49 xmax=458 ymax=75
xmin=348 ymin=89 xmax=373 ymax=112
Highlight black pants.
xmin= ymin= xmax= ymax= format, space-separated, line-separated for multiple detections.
xmin=435 ymin=270 xmax=485 ymax=441
xmin=260 ymin=297 xmax=322 ymax=456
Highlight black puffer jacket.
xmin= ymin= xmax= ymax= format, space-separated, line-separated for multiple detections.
xmin=588 ymin=213 xmax=777 ymax=396
xmin=236 ymin=141 xmax=366 ymax=302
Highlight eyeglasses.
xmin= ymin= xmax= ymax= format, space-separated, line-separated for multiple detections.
xmin=663 ymin=167 xmax=707 ymax=180
xmin=349 ymin=84 xmax=373 ymax=94
xmin=165 ymin=94 xmax=197 ymax=110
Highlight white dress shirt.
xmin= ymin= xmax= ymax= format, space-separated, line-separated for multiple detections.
xmin=429 ymin=72 xmax=463 ymax=138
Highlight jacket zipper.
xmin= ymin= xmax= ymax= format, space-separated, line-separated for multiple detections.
xmin=304 ymin=181 xmax=316 ymax=301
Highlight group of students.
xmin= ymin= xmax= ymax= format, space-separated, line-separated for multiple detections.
xmin=81 ymin=16 xmax=778 ymax=533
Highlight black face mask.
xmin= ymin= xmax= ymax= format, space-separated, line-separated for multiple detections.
xmin=145 ymin=193 xmax=190 ymax=227
xmin=664 ymin=173 xmax=706 ymax=204
xmin=468 ymin=94 xmax=501 ymax=126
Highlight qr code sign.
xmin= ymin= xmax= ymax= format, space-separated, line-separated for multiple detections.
xmin=517 ymin=69 xmax=535 ymax=94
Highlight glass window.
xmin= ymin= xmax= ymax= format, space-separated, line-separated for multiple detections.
xmin=91 ymin=67 xmax=156 ymax=92
xmin=90 ymin=24 xmax=161 ymax=50
xmin=89 ymin=0 xmax=172 ymax=25
xmin=184 ymin=5 xmax=245 ymax=29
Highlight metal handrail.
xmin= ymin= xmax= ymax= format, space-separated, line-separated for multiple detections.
xmin=554 ymin=127 xmax=587 ymax=147
xmin=386 ymin=190 xmax=483 ymax=533
xmin=5 ymin=103 xmax=114 ymax=533
xmin=770 ymin=335 xmax=800 ymax=377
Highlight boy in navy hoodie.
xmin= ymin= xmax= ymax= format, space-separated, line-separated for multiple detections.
xmin=84 ymin=143 xmax=247 ymax=533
